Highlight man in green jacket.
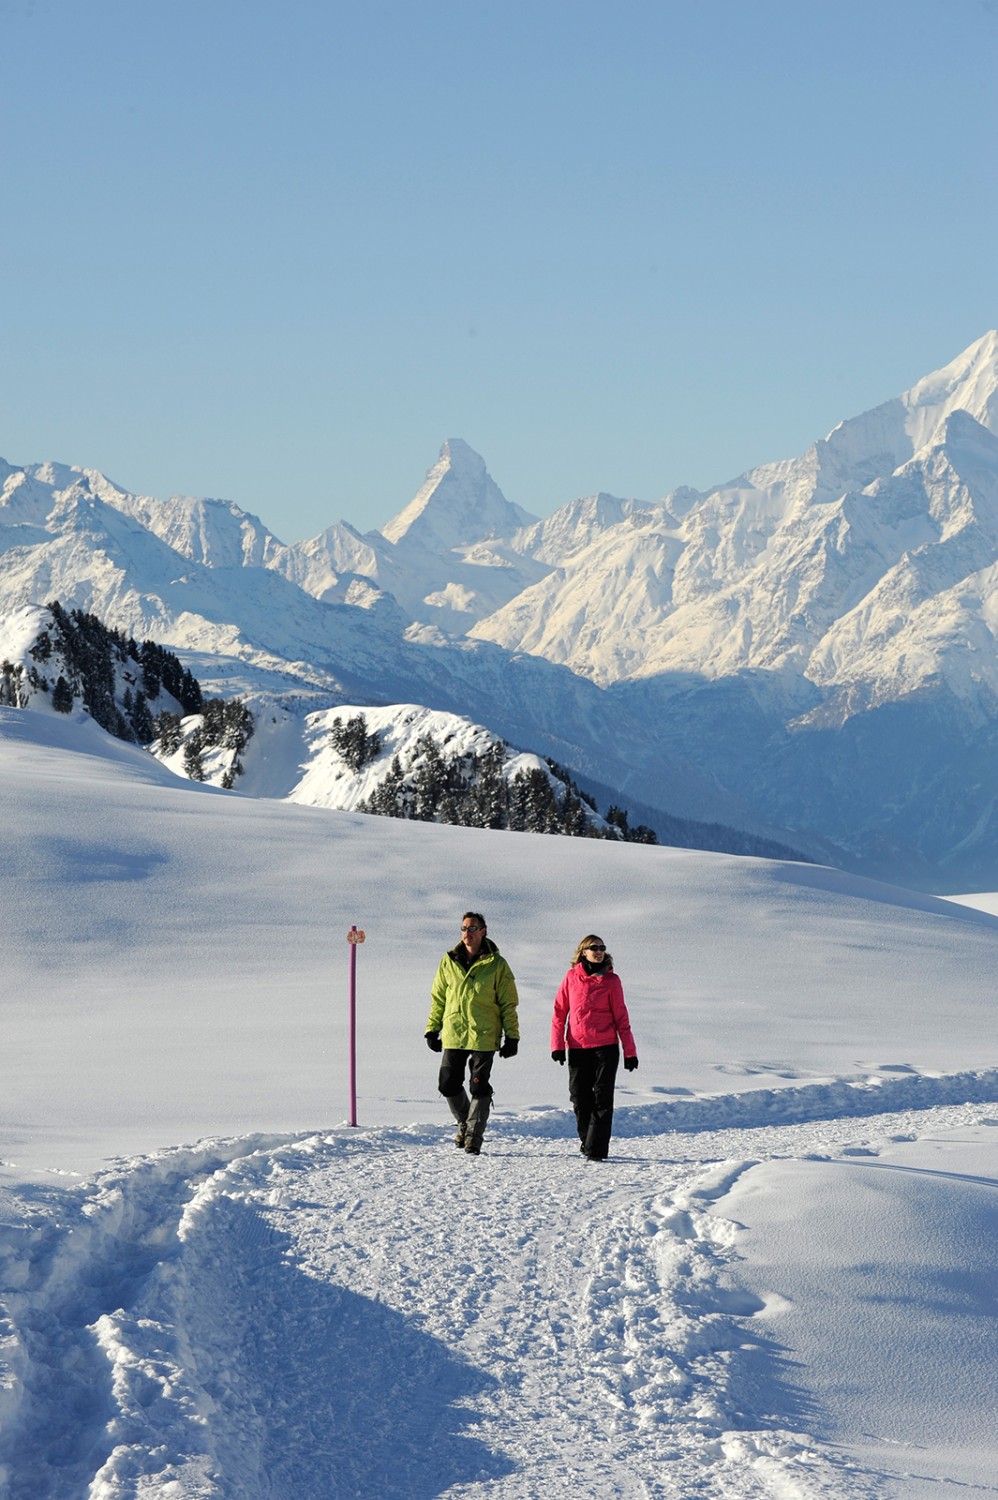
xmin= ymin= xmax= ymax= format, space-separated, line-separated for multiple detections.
xmin=425 ymin=911 xmax=520 ymax=1155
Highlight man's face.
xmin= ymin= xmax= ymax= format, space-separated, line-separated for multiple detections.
xmin=460 ymin=918 xmax=485 ymax=956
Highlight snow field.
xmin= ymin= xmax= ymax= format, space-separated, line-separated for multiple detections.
xmin=6 ymin=1093 xmax=998 ymax=1497
xmin=3 ymin=707 xmax=998 ymax=1495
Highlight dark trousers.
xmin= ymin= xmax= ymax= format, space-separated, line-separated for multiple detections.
xmin=438 ymin=1049 xmax=495 ymax=1101
xmin=568 ymin=1044 xmax=619 ymax=1159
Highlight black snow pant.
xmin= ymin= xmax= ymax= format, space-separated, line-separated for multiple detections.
xmin=568 ymin=1044 xmax=620 ymax=1160
xmin=438 ymin=1049 xmax=496 ymax=1150
xmin=438 ymin=1049 xmax=495 ymax=1102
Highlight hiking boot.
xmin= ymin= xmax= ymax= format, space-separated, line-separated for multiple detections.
xmin=464 ymin=1142 xmax=481 ymax=1155
xmin=447 ymin=1089 xmax=470 ymax=1148
xmin=464 ymin=1096 xmax=491 ymax=1154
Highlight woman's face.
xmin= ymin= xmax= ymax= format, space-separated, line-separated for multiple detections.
xmin=583 ymin=939 xmax=606 ymax=961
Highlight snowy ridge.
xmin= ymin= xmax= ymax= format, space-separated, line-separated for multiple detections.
xmin=285 ymin=703 xmax=553 ymax=812
xmin=585 ymin=1065 xmax=998 ymax=1138
xmin=0 ymin=464 xmax=737 ymax=853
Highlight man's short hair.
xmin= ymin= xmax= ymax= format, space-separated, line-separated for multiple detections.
xmin=462 ymin=911 xmax=487 ymax=930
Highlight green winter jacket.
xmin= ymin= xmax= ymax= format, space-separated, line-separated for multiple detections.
xmin=426 ymin=939 xmax=520 ymax=1052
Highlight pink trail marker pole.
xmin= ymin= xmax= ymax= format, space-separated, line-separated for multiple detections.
xmin=346 ymin=926 xmax=366 ymax=1126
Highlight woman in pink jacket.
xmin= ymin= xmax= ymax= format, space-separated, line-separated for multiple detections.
xmin=550 ymin=933 xmax=638 ymax=1161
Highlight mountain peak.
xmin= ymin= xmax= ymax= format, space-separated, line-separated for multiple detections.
xmin=380 ymin=440 xmax=538 ymax=551
xmin=902 ymin=329 xmax=998 ymax=449
xmin=792 ymin=331 xmax=998 ymax=506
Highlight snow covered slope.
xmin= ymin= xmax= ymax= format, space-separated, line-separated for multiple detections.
xmin=174 ymin=698 xmax=622 ymax=838
xmin=4 ymin=706 xmax=996 ymax=1171
xmin=2 ymin=707 xmax=998 ymax=1496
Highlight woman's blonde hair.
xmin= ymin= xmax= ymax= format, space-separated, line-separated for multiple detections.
xmin=572 ymin=934 xmax=613 ymax=968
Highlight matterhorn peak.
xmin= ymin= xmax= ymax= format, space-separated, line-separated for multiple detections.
xmin=380 ymin=440 xmax=538 ymax=553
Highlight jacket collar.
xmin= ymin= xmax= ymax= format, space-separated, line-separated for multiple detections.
xmin=449 ymin=936 xmax=498 ymax=967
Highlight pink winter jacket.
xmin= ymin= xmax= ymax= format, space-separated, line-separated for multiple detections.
xmin=550 ymin=963 xmax=637 ymax=1056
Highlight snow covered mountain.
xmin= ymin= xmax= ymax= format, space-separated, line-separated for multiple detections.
xmin=0 ymin=598 xmax=793 ymax=859
xmin=381 ymin=437 xmax=537 ymax=549
xmin=0 ymin=448 xmax=777 ymax=859
xmin=270 ymin=440 xmax=549 ymax=634
xmin=476 ymin=332 xmax=998 ymax=695
xmin=469 ymin=334 xmax=998 ymax=882
xmin=4 ymin=332 xmax=998 ymax=885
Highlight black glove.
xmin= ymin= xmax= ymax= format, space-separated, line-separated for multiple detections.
xmin=624 ymin=1055 xmax=638 ymax=1071
xmin=551 ymin=1049 xmax=566 ymax=1065
xmin=425 ymin=1030 xmax=442 ymax=1052
xmin=499 ymin=1037 xmax=518 ymax=1058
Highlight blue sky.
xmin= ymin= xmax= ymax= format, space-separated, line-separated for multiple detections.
xmin=3 ymin=0 xmax=997 ymax=541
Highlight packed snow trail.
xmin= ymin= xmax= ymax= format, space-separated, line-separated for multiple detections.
xmin=6 ymin=1090 xmax=998 ymax=1498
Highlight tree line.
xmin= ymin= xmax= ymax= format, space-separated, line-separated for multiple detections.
xmin=27 ymin=601 xmax=204 ymax=743
xmin=156 ymin=698 xmax=255 ymax=789
xmin=14 ymin=602 xmax=254 ymax=789
xmin=333 ymin=716 xmax=657 ymax=842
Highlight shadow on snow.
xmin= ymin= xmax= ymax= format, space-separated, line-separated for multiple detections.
xmin=188 ymin=1195 xmax=516 ymax=1499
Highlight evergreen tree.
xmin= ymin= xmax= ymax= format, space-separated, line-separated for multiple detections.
xmin=475 ymin=743 xmax=509 ymax=829
xmin=511 ymin=767 xmax=555 ymax=832
xmin=140 ymin=641 xmax=162 ymax=699
xmin=559 ymin=785 xmax=590 ymax=837
xmin=154 ymin=711 xmax=183 ymax=754
xmin=202 ymin=697 xmax=225 ymax=744
xmin=330 ymin=714 xmax=380 ymax=772
xmin=130 ymin=690 xmax=155 ymax=743
xmin=605 ymin=805 xmax=628 ymax=839
xmin=221 ymin=699 xmax=254 ymax=753
xmin=0 ymin=661 xmax=27 ymax=707
xmin=360 ymin=754 xmax=405 ymax=816
xmin=52 ymin=675 xmax=74 ymax=713
xmin=438 ymin=791 xmax=463 ymax=825
xmin=411 ymin=735 xmax=445 ymax=820
xmin=183 ymin=730 xmax=206 ymax=782
xmin=29 ymin=630 xmax=52 ymax=663
xmin=178 ymin=669 xmax=203 ymax=716
xmin=221 ymin=762 xmax=242 ymax=790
